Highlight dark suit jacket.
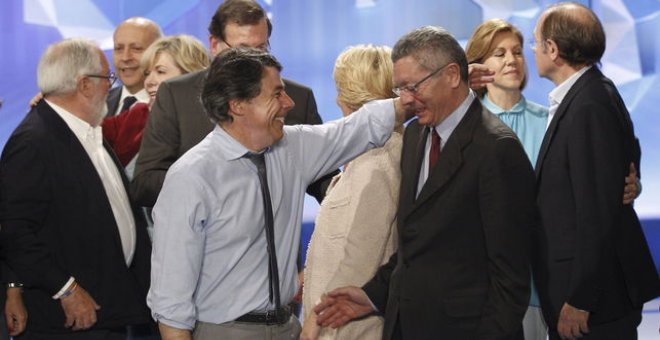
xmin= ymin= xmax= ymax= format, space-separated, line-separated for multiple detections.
xmin=363 ymin=99 xmax=536 ymax=340
xmin=106 ymin=86 xmax=122 ymax=117
xmin=534 ymin=67 xmax=659 ymax=328
xmin=132 ymin=69 xmax=334 ymax=207
xmin=0 ymin=101 xmax=152 ymax=333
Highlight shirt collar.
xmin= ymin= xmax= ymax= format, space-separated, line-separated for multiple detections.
xmin=118 ymin=86 xmax=150 ymax=105
xmin=212 ymin=125 xmax=272 ymax=161
xmin=434 ymin=89 xmax=476 ymax=143
xmin=482 ymin=94 xmax=526 ymax=115
xmin=548 ymin=65 xmax=591 ymax=107
xmin=45 ymin=99 xmax=103 ymax=147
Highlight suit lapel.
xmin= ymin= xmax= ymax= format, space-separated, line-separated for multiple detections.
xmin=535 ymin=68 xmax=599 ymax=177
xmin=402 ymin=100 xmax=480 ymax=219
xmin=399 ymin=124 xmax=428 ymax=219
xmin=38 ymin=101 xmax=128 ymax=252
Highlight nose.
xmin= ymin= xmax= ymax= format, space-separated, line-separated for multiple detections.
xmin=398 ymin=90 xmax=416 ymax=106
xmin=504 ymin=51 xmax=516 ymax=65
xmin=281 ymin=91 xmax=295 ymax=111
xmin=120 ymin=47 xmax=133 ymax=61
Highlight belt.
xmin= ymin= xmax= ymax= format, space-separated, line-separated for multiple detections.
xmin=235 ymin=306 xmax=291 ymax=325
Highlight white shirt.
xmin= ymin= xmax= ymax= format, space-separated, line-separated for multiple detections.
xmin=417 ymin=90 xmax=476 ymax=196
xmin=547 ymin=65 xmax=592 ymax=129
xmin=114 ymin=86 xmax=149 ymax=116
xmin=46 ymin=99 xmax=136 ymax=266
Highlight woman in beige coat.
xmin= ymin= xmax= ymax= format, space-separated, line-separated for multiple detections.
xmin=301 ymin=45 xmax=402 ymax=340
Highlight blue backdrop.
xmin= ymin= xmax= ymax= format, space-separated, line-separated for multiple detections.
xmin=1 ymin=0 xmax=658 ymax=266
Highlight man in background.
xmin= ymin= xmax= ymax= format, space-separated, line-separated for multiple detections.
xmin=132 ymin=0 xmax=332 ymax=208
xmin=107 ymin=17 xmax=162 ymax=116
xmin=531 ymin=3 xmax=659 ymax=339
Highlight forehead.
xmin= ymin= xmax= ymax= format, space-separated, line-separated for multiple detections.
xmin=491 ymin=31 xmax=522 ymax=47
xmin=114 ymin=23 xmax=155 ymax=45
xmin=259 ymin=66 xmax=283 ymax=92
xmin=153 ymin=51 xmax=176 ymax=66
xmin=392 ymin=56 xmax=426 ymax=82
xmin=224 ymin=18 xmax=269 ymax=46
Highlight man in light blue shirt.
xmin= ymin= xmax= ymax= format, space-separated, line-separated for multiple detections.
xmin=147 ymin=48 xmax=403 ymax=339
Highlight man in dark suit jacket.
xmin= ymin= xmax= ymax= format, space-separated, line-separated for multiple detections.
xmin=315 ymin=26 xmax=536 ymax=340
xmin=132 ymin=0 xmax=333 ymax=207
xmin=0 ymin=39 xmax=152 ymax=339
xmin=531 ymin=3 xmax=659 ymax=339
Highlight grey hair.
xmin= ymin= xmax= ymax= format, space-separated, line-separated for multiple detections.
xmin=392 ymin=26 xmax=469 ymax=82
xmin=37 ymin=38 xmax=103 ymax=96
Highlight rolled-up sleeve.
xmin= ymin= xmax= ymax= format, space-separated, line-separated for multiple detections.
xmin=147 ymin=170 xmax=208 ymax=330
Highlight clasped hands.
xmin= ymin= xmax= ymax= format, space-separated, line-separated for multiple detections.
xmin=301 ymin=286 xmax=374 ymax=340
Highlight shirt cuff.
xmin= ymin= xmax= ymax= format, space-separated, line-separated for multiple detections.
xmin=52 ymin=277 xmax=75 ymax=299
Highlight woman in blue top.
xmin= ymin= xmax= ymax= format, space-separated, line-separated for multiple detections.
xmin=466 ymin=19 xmax=548 ymax=167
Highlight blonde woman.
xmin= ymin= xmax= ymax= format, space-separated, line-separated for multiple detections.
xmin=301 ymin=45 xmax=401 ymax=340
xmin=102 ymin=34 xmax=209 ymax=170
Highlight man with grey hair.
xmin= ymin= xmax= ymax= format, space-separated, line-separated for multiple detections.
xmin=147 ymin=47 xmax=405 ymax=340
xmin=314 ymin=26 xmax=536 ymax=339
xmin=0 ymin=38 xmax=152 ymax=339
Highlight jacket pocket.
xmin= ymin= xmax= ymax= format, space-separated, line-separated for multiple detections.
xmin=444 ymin=293 xmax=487 ymax=317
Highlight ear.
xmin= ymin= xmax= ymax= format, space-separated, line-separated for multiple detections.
xmin=78 ymin=76 xmax=94 ymax=98
xmin=209 ymin=35 xmax=221 ymax=57
xmin=545 ymin=39 xmax=560 ymax=62
xmin=447 ymin=63 xmax=462 ymax=89
xmin=228 ymin=99 xmax=245 ymax=117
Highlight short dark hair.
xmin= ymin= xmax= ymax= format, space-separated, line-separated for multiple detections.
xmin=392 ymin=26 xmax=468 ymax=83
xmin=540 ymin=2 xmax=605 ymax=66
xmin=202 ymin=47 xmax=282 ymax=124
xmin=208 ymin=0 xmax=272 ymax=41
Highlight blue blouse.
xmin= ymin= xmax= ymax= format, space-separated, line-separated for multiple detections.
xmin=482 ymin=95 xmax=548 ymax=166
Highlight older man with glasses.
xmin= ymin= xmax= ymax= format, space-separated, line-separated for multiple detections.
xmin=0 ymin=38 xmax=152 ymax=339
xmin=314 ymin=26 xmax=536 ymax=340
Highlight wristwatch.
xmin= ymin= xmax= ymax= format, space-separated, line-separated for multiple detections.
xmin=6 ymin=282 xmax=24 ymax=289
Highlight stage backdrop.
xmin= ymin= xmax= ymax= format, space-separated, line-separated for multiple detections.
xmin=1 ymin=0 xmax=658 ymax=265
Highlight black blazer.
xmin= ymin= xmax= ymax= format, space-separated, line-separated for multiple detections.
xmin=132 ymin=69 xmax=335 ymax=207
xmin=364 ymin=99 xmax=536 ymax=340
xmin=106 ymin=86 xmax=122 ymax=117
xmin=0 ymin=101 xmax=152 ymax=333
xmin=534 ymin=67 xmax=659 ymax=328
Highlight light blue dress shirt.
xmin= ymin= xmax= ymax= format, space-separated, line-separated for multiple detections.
xmin=147 ymin=99 xmax=396 ymax=330
xmin=481 ymin=94 xmax=548 ymax=307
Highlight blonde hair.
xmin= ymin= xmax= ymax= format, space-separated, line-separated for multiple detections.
xmin=465 ymin=19 xmax=527 ymax=97
xmin=333 ymin=44 xmax=395 ymax=111
xmin=140 ymin=34 xmax=210 ymax=75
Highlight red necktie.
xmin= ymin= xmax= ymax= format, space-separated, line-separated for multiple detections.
xmin=429 ymin=128 xmax=441 ymax=173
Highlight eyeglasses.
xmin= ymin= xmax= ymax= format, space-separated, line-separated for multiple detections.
xmin=528 ymin=37 xmax=545 ymax=51
xmin=392 ymin=63 xmax=451 ymax=96
xmin=86 ymin=72 xmax=117 ymax=86
xmin=221 ymin=37 xmax=270 ymax=51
